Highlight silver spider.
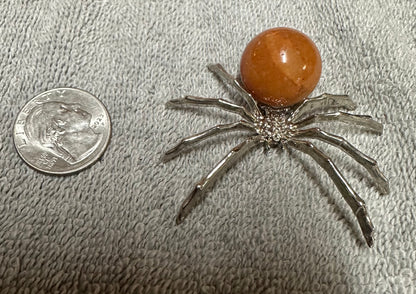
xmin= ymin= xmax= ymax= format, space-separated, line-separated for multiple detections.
xmin=162 ymin=64 xmax=389 ymax=247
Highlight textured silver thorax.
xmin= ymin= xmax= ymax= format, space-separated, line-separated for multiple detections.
xmin=255 ymin=106 xmax=297 ymax=144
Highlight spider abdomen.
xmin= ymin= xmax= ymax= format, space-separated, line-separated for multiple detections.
xmin=240 ymin=27 xmax=322 ymax=108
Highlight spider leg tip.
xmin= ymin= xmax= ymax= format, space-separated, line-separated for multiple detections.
xmin=380 ymin=183 xmax=390 ymax=195
xmin=347 ymin=102 xmax=357 ymax=110
xmin=375 ymin=175 xmax=390 ymax=195
xmin=365 ymin=233 xmax=375 ymax=248
xmin=160 ymin=154 xmax=169 ymax=163
xmin=207 ymin=63 xmax=220 ymax=71
xmin=176 ymin=211 xmax=185 ymax=225
xmin=165 ymin=100 xmax=177 ymax=108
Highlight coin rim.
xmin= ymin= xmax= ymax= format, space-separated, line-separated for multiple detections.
xmin=13 ymin=87 xmax=112 ymax=175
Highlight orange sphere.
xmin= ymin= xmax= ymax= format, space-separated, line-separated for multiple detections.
xmin=240 ymin=27 xmax=322 ymax=107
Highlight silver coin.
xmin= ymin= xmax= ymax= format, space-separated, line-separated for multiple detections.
xmin=13 ymin=88 xmax=111 ymax=175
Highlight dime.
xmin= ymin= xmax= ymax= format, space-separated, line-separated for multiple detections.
xmin=13 ymin=88 xmax=111 ymax=175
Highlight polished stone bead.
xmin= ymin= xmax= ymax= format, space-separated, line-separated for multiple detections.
xmin=240 ymin=27 xmax=322 ymax=107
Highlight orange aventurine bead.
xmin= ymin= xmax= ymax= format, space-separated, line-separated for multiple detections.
xmin=240 ymin=27 xmax=322 ymax=107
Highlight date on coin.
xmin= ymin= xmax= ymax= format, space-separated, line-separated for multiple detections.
xmin=13 ymin=88 xmax=111 ymax=174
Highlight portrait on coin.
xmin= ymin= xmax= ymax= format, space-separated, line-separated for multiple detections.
xmin=24 ymin=101 xmax=101 ymax=164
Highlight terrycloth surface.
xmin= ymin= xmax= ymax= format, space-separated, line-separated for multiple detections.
xmin=0 ymin=1 xmax=415 ymax=293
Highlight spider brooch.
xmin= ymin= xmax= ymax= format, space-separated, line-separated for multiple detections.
xmin=162 ymin=28 xmax=389 ymax=247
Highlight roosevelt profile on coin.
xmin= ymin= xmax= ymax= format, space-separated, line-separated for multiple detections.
xmin=24 ymin=101 xmax=101 ymax=164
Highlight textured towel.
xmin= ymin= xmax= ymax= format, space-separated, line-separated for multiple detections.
xmin=0 ymin=1 xmax=415 ymax=293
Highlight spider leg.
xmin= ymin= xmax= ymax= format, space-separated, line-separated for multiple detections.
xmin=176 ymin=135 xmax=263 ymax=225
xmin=295 ymin=112 xmax=383 ymax=134
xmin=161 ymin=120 xmax=257 ymax=162
xmin=288 ymin=139 xmax=375 ymax=247
xmin=167 ymin=95 xmax=255 ymax=121
xmin=294 ymin=128 xmax=389 ymax=194
xmin=290 ymin=93 xmax=357 ymax=123
xmin=207 ymin=64 xmax=261 ymax=117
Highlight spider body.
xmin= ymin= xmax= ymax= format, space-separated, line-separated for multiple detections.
xmin=163 ymin=28 xmax=389 ymax=247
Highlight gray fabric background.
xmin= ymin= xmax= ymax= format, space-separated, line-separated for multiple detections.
xmin=0 ymin=0 xmax=415 ymax=293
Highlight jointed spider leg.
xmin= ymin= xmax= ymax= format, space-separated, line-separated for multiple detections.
xmin=288 ymin=139 xmax=375 ymax=247
xmin=161 ymin=120 xmax=257 ymax=162
xmin=294 ymin=128 xmax=389 ymax=194
xmin=290 ymin=93 xmax=357 ymax=123
xmin=176 ymin=135 xmax=263 ymax=225
xmin=207 ymin=64 xmax=261 ymax=116
xmin=296 ymin=112 xmax=383 ymax=134
xmin=167 ymin=95 xmax=255 ymax=121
